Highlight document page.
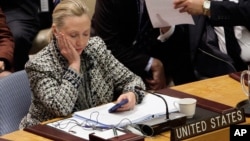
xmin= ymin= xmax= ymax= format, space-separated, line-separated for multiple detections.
xmin=145 ymin=0 xmax=194 ymax=28
xmin=73 ymin=93 xmax=179 ymax=127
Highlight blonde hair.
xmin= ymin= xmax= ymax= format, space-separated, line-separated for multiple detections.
xmin=49 ymin=0 xmax=89 ymax=39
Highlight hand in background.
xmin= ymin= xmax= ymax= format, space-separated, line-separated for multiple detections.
xmin=145 ymin=58 xmax=168 ymax=90
xmin=173 ymin=0 xmax=204 ymax=15
xmin=160 ymin=26 xmax=172 ymax=34
xmin=0 ymin=61 xmax=12 ymax=78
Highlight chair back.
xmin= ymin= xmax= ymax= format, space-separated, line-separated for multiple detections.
xmin=0 ymin=70 xmax=32 ymax=135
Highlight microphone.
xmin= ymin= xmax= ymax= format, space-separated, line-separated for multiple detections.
xmin=135 ymin=86 xmax=170 ymax=119
xmin=134 ymin=86 xmax=187 ymax=136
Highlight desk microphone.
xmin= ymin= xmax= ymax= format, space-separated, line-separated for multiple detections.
xmin=135 ymin=86 xmax=170 ymax=119
xmin=134 ymin=86 xmax=187 ymax=136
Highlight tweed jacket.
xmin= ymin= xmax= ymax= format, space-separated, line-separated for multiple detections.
xmin=19 ymin=36 xmax=145 ymax=129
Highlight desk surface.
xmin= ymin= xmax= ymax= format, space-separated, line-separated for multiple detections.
xmin=1 ymin=75 xmax=250 ymax=141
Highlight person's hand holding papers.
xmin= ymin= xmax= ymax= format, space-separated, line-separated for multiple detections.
xmin=145 ymin=0 xmax=194 ymax=27
xmin=173 ymin=0 xmax=204 ymax=15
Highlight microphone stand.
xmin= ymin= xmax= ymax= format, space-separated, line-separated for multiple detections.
xmin=134 ymin=86 xmax=187 ymax=136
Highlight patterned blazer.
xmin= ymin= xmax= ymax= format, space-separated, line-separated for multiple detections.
xmin=19 ymin=36 xmax=145 ymax=129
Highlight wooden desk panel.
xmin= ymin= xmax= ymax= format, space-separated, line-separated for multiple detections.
xmin=171 ymin=75 xmax=246 ymax=108
xmin=1 ymin=75 xmax=249 ymax=141
xmin=1 ymin=130 xmax=169 ymax=141
xmin=1 ymin=130 xmax=51 ymax=141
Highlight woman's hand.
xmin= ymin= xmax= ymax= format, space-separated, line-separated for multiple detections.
xmin=115 ymin=92 xmax=137 ymax=112
xmin=56 ymin=32 xmax=81 ymax=73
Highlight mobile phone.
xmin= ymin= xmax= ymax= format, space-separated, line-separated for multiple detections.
xmin=108 ymin=99 xmax=129 ymax=113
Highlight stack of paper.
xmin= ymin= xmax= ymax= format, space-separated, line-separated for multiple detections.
xmin=73 ymin=93 xmax=180 ymax=127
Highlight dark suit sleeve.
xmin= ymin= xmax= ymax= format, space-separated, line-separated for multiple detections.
xmin=91 ymin=0 xmax=150 ymax=78
xmin=210 ymin=0 xmax=250 ymax=29
xmin=162 ymin=25 xmax=197 ymax=84
xmin=0 ymin=7 xmax=14 ymax=71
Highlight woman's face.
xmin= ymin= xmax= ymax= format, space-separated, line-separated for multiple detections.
xmin=55 ymin=14 xmax=91 ymax=55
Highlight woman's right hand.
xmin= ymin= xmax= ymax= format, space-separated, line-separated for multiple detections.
xmin=56 ymin=32 xmax=81 ymax=73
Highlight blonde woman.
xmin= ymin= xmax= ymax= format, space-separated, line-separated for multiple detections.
xmin=19 ymin=0 xmax=145 ymax=129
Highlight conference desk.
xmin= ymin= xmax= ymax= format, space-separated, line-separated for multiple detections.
xmin=1 ymin=74 xmax=250 ymax=141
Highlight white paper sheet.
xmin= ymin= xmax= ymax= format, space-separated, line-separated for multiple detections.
xmin=145 ymin=0 xmax=194 ymax=28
